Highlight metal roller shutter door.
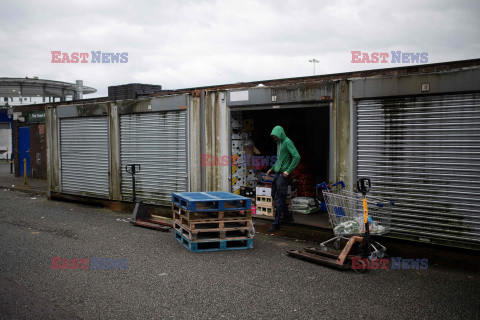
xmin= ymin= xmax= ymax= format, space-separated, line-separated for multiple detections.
xmin=120 ymin=111 xmax=187 ymax=205
xmin=356 ymin=93 xmax=480 ymax=249
xmin=60 ymin=117 xmax=110 ymax=198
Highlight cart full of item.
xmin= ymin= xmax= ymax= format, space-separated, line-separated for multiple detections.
xmin=287 ymin=178 xmax=394 ymax=272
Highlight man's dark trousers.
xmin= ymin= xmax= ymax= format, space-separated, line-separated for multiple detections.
xmin=271 ymin=172 xmax=292 ymax=227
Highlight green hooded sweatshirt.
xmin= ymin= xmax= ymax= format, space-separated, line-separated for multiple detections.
xmin=270 ymin=126 xmax=300 ymax=174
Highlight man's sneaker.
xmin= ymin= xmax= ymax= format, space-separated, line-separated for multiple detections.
xmin=267 ymin=225 xmax=280 ymax=233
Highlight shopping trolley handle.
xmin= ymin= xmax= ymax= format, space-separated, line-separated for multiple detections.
xmin=317 ymin=180 xmax=345 ymax=191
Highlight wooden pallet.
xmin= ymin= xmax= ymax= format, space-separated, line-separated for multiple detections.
xmin=172 ymin=192 xmax=251 ymax=212
xmin=172 ymin=204 xmax=252 ymax=221
xmin=175 ymin=231 xmax=254 ymax=252
xmin=174 ymin=215 xmax=252 ymax=231
xmin=174 ymin=221 xmax=252 ymax=241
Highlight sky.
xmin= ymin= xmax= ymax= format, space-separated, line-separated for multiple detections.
xmin=1 ymin=0 xmax=479 ymax=97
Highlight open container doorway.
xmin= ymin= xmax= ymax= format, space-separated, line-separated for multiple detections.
xmin=230 ymin=105 xmax=331 ymax=228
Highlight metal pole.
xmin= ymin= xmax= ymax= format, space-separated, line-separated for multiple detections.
xmin=132 ymin=172 xmax=136 ymax=203
xmin=126 ymin=164 xmax=140 ymax=203
xmin=23 ymin=158 xmax=28 ymax=185
xmin=76 ymin=80 xmax=84 ymax=100
xmin=309 ymin=58 xmax=319 ymax=76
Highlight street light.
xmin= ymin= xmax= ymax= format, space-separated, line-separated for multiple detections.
xmin=309 ymin=58 xmax=319 ymax=75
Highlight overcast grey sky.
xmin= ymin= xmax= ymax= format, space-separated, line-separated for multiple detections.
xmin=1 ymin=0 xmax=479 ymax=97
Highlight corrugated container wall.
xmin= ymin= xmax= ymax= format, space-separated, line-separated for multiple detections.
xmin=352 ymin=68 xmax=480 ymax=250
xmin=46 ymin=95 xmax=191 ymax=204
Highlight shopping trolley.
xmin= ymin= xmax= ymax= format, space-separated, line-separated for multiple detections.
xmin=287 ymin=178 xmax=394 ymax=271
xmin=320 ymin=179 xmax=393 ymax=260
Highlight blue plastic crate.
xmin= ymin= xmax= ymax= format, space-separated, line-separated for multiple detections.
xmin=172 ymin=192 xmax=252 ymax=212
xmin=174 ymin=231 xmax=254 ymax=252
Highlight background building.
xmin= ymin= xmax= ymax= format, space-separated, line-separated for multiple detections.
xmin=0 ymin=77 xmax=97 ymax=173
xmin=0 ymin=77 xmax=96 ymax=106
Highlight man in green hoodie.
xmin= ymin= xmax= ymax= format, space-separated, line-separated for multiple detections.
xmin=266 ymin=126 xmax=300 ymax=232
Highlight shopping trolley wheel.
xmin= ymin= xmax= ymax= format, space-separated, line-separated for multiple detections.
xmin=319 ymin=244 xmax=328 ymax=252
xmin=334 ymin=238 xmax=341 ymax=250
xmin=353 ymin=259 xmax=367 ymax=273
xmin=377 ymin=249 xmax=385 ymax=259
xmin=369 ymin=252 xmax=378 ymax=261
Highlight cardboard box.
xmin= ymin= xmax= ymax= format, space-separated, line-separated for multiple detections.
xmin=261 ymin=173 xmax=274 ymax=184
xmin=245 ymin=181 xmax=258 ymax=188
xmin=255 ymin=185 xmax=293 ymax=196
xmin=232 ymin=186 xmax=241 ymax=195
xmin=256 ymin=195 xmax=275 ymax=208
xmin=232 ymin=163 xmax=246 ymax=176
xmin=256 ymin=195 xmax=292 ymax=207
xmin=232 ymin=130 xmax=242 ymax=140
xmin=231 ymin=112 xmax=243 ymax=139
xmin=232 ymin=139 xmax=244 ymax=152
xmin=255 ymin=205 xmax=274 ymax=217
xmin=246 ymin=169 xmax=258 ymax=182
xmin=232 ymin=152 xmax=246 ymax=165
xmin=232 ymin=177 xmax=245 ymax=190
xmin=256 ymin=187 xmax=272 ymax=197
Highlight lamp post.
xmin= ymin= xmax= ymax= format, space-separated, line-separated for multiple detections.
xmin=309 ymin=58 xmax=319 ymax=75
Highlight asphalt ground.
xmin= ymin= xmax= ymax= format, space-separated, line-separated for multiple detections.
xmin=0 ymin=189 xmax=479 ymax=320
xmin=0 ymin=161 xmax=47 ymax=195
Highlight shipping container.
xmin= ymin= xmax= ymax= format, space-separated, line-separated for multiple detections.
xmin=45 ymin=60 xmax=480 ymax=250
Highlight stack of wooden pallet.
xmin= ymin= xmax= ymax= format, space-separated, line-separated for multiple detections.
xmin=171 ymin=192 xmax=254 ymax=252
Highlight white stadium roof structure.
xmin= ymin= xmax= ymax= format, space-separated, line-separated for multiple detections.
xmin=0 ymin=77 xmax=96 ymax=102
